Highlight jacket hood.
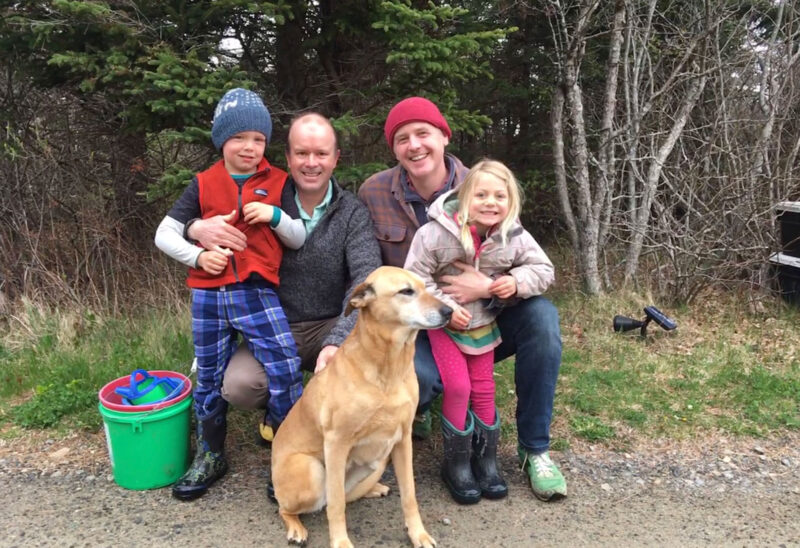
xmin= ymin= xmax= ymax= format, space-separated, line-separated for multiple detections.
xmin=427 ymin=188 xmax=461 ymax=237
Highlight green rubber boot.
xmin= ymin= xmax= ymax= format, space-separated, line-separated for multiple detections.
xmin=412 ymin=410 xmax=432 ymax=440
xmin=172 ymin=409 xmax=229 ymax=501
xmin=470 ymin=410 xmax=507 ymax=499
xmin=441 ymin=413 xmax=481 ymax=505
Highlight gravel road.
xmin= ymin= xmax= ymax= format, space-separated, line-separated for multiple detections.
xmin=1 ymin=430 xmax=798 ymax=547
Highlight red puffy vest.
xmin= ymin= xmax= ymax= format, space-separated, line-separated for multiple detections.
xmin=187 ymin=158 xmax=288 ymax=288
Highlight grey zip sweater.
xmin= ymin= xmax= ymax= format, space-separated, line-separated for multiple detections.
xmin=278 ymin=177 xmax=382 ymax=347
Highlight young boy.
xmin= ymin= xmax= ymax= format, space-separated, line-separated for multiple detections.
xmin=154 ymin=88 xmax=304 ymax=501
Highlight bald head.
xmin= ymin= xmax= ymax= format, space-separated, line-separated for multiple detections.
xmin=285 ymin=112 xmax=341 ymax=200
xmin=286 ymin=112 xmax=338 ymax=153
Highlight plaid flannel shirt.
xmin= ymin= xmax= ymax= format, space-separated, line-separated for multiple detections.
xmin=358 ymin=154 xmax=470 ymax=267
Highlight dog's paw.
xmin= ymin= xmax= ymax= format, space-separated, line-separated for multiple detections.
xmin=364 ymin=482 xmax=390 ymax=498
xmin=286 ymin=529 xmax=308 ymax=546
xmin=280 ymin=511 xmax=308 ymax=546
xmin=410 ymin=529 xmax=436 ymax=548
xmin=331 ymin=538 xmax=354 ymax=548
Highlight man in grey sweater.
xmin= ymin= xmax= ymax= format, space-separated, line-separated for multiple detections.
xmin=185 ymin=113 xmax=381 ymax=435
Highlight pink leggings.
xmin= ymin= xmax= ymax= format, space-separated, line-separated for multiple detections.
xmin=428 ymin=328 xmax=495 ymax=430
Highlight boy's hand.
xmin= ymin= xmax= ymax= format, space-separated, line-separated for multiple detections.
xmin=197 ymin=250 xmax=228 ymax=275
xmin=242 ymin=202 xmax=274 ymax=225
xmin=489 ymin=275 xmax=517 ymax=299
xmin=447 ymin=305 xmax=472 ymax=330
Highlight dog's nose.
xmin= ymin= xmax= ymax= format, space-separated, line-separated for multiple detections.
xmin=440 ymin=305 xmax=453 ymax=319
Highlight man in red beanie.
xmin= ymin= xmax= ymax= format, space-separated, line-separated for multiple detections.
xmin=358 ymin=97 xmax=567 ymax=502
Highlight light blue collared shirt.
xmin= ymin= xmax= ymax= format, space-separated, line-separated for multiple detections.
xmin=295 ymin=181 xmax=333 ymax=234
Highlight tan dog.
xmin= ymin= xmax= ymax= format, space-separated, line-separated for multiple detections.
xmin=271 ymin=266 xmax=452 ymax=548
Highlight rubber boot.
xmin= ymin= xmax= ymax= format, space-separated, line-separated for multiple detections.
xmin=470 ymin=409 xmax=508 ymax=499
xmin=172 ymin=405 xmax=229 ymax=501
xmin=440 ymin=413 xmax=481 ymax=504
xmin=412 ymin=410 xmax=432 ymax=440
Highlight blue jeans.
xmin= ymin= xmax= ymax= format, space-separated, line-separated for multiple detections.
xmin=415 ymin=296 xmax=561 ymax=454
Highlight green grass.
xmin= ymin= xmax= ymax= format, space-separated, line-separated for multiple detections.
xmin=548 ymin=291 xmax=800 ymax=445
xmin=1 ymin=292 xmax=798 ymax=449
xmin=0 ymin=305 xmax=193 ymax=432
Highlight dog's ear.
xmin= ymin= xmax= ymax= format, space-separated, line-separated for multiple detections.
xmin=345 ymin=282 xmax=376 ymax=316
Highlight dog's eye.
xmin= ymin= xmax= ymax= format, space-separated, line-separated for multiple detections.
xmin=398 ymin=288 xmax=416 ymax=296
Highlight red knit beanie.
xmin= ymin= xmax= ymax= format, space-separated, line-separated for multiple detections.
xmin=384 ymin=97 xmax=452 ymax=148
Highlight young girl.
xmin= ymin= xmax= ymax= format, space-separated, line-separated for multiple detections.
xmin=404 ymin=159 xmax=554 ymax=504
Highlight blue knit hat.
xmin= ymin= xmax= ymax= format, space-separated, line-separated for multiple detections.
xmin=211 ymin=88 xmax=273 ymax=150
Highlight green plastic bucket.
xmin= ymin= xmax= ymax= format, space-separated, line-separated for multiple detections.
xmin=99 ymin=395 xmax=192 ymax=490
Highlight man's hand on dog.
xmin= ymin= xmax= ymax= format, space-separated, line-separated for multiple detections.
xmin=440 ymin=261 xmax=493 ymax=304
xmin=189 ymin=210 xmax=247 ymax=255
xmin=197 ymin=250 xmax=229 ymax=275
xmin=314 ymin=345 xmax=338 ymax=373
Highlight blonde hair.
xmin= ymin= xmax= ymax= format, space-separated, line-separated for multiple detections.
xmin=456 ymin=159 xmax=522 ymax=258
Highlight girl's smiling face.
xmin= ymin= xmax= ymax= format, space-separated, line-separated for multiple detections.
xmin=467 ymin=175 xmax=509 ymax=234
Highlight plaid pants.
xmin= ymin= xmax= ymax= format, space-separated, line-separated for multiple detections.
xmin=191 ymin=285 xmax=302 ymax=426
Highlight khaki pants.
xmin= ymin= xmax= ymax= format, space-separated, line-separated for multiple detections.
xmin=221 ymin=317 xmax=338 ymax=409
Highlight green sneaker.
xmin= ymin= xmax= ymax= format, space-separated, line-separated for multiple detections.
xmin=518 ymin=448 xmax=567 ymax=501
xmin=412 ymin=411 xmax=432 ymax=440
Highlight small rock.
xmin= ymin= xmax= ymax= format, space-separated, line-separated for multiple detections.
xmin=780 ymin=457 xmax=792 ymax=467
xmin=51 ymin=470 xmax=62 ymax=478
xmin=442 ymin=518 xmax=451 ymax=526
xmin=722 ymin=456 xmax=731 ymax=464
xmin=600 ymin=483 xmax=612 ymax=491
xmin=85 ymin=475 xmax=96 ymax=482
xmin=753 ymin=446 xmax=765 ymax=455
xmin=49 ymin=447 xmax=70 ymax=460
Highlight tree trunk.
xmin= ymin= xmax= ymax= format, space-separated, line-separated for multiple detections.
xmin=623 ymin=72 xmax=707 ymax=284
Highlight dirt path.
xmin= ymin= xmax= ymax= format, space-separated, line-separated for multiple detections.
xmin=1 ymin=430 xmax=798 ymax=547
